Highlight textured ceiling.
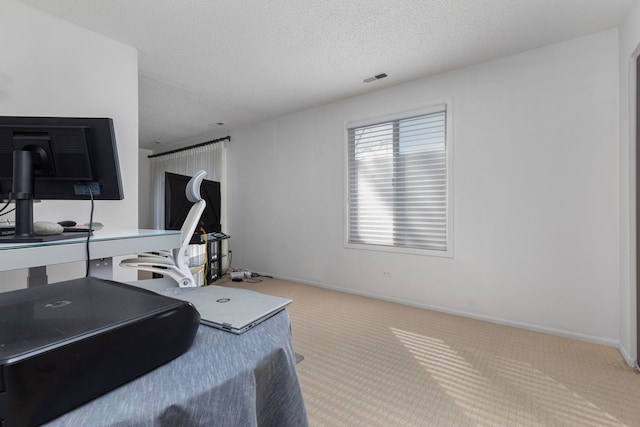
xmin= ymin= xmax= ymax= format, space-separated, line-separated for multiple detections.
xmin=17 ymin=0 xmax=637 ymax=150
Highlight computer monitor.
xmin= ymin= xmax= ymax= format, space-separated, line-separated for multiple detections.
xmin=0 ymin=116 xmax=124 ymax=242
xmin=164 ymin=171 xmax=221 ymax=234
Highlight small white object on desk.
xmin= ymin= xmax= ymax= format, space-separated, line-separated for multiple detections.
xmin=33 ymin=221 xmax=64 ymax=236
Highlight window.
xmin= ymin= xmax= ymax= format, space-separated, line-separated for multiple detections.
xmin=346 ymin=105 xmax=451 ymax=255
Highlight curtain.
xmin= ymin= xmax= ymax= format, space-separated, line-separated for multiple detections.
xmin=149 ymin=141 xmax=227 ymax=231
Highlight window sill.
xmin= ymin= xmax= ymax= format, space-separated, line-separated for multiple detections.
xmin=344 ymin=242 xmax=453 ymax=258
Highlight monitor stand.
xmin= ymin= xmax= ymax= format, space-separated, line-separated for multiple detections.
xmin=0 ymin=150 xmax=89 ymax=244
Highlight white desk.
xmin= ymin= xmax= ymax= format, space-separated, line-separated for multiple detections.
xmin=0 ymin=228 xmax=181 ymax=284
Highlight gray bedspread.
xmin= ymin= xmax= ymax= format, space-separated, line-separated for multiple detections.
xmin=45 ymin=310 xmax=308 ymax=426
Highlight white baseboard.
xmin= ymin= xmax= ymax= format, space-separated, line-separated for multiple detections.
xmin=270 ymin=273 xmax=626 ymax=360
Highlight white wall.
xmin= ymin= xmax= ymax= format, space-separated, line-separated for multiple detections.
xmin=0 ymin=0 xmax=139 ymax=289
xmin=228 ymin=29 xmax=621 ymax=347
xmin=618 ymin=1 xmax=640 ymax=364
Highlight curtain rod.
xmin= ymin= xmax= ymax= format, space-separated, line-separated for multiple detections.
xmin=148 ymin=135 xmax=230 ymax=159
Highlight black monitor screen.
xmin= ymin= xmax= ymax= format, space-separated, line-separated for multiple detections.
xmin=0 ymin=116 xmax=123 ymax=201
xmin=164 ymin=171 xmax=221 ymax=234
xmin=0 ymin=116 xmax=124 ymax=242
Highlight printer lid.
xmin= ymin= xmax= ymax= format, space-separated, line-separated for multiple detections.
xmin=0 ymin=277 xmax=186 ymax=364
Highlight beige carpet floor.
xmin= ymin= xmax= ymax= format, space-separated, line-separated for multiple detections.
xmin=227 ymin=277 xmax=640 ymax=427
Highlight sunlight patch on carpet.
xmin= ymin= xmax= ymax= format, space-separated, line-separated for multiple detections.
xmin=391 ymin=327 xmax=623 ymax=427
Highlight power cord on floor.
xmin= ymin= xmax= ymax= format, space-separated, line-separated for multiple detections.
xmin=221 ymin=239 xmax=273 ymax=283
xmin=243 ymin=273 xmax=263 ymax=284
xmin=248 ymin=273 xmax=273 ymax=282
xmin=230 ymin=272 xmax=273 ymax=284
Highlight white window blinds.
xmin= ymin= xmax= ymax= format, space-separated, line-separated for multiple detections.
xmin=347 ymin=108 xmax=448 ymax=251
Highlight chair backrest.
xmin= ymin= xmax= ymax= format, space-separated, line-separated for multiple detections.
xmin=175 ymin=170 xmax=207 ymax=262
xmin=185 ymin=171 xmax=204 ymax=203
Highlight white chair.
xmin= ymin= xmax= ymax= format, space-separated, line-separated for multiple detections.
xmin=120 ymin=170 xmax=207 ymax=288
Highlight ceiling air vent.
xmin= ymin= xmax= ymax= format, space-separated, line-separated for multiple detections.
xmin=363 ymin=73 xmax=388 ymax=83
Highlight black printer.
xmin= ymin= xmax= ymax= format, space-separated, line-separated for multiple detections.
xmin=0 ymin=277 xmax=200 ymax=426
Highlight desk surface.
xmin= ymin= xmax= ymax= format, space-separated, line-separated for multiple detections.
xmin=45 ymin=309 xmax=308 ymax=426
xmin=0 ymin=228 xmax=181 ymax=272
